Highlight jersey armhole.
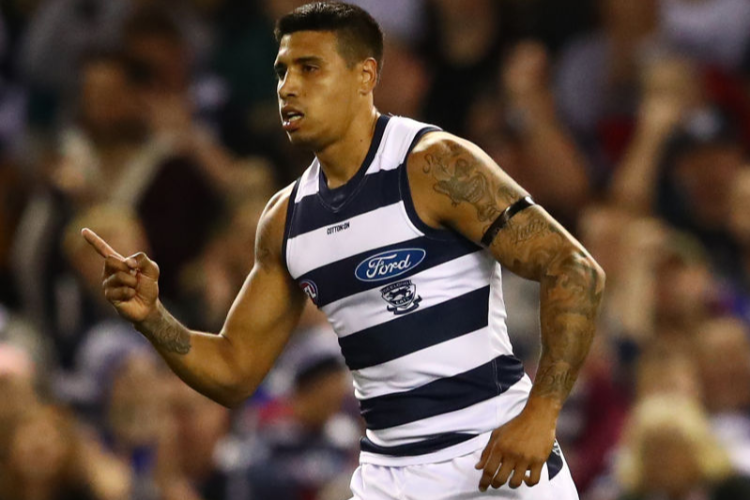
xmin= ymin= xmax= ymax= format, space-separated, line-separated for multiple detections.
xmin=398 ymin=127 xmax=460 ymax=242
xmin=280 ymin=179 xmax=301 ymax=275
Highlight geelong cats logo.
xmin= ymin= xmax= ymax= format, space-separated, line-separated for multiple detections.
xmin=355 ymin=249 xmax=426 ymax=282
xmin=380 ymin=280 xmax=422 ymax=315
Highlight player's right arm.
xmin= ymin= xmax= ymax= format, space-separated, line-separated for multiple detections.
xmin=82 ymin=186 xmax=307 ymax=408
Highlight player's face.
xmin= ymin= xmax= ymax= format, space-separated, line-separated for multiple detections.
xmin=275 ymin=31 xmax=363 ymax=150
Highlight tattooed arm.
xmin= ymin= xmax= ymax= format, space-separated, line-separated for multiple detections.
xmin=407 ymin=132 xmax=605 ymax=490
xmin=83 ymin=185 xmax=307 ymax=407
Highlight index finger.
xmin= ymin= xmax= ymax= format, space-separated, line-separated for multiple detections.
xmin=81 ymin=228 xmax=124 ymax=260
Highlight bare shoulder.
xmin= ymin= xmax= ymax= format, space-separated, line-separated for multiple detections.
xmin=255 ymin=182 xmax=296 ymax=270
xmin=405 ymin=131 xmax=528 ymax=234
xmin=409 ymin=131 xmax=475 ymax=157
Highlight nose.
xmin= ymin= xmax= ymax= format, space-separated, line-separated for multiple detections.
xmin=278 ymin=71 xmax=298 ymax=99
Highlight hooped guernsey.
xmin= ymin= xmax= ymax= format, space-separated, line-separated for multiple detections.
xmin=282 ymin=115 xmax=561 ymax=475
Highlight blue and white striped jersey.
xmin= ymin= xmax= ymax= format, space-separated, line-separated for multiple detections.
xmin=282 ymin=115 xmax=534 ymax=466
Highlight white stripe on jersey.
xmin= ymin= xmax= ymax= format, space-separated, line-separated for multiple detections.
xmin=365 ymin=116 xmax=435 ymax=174
xmin=294 ymin=159 xmax=321 ymax=202
xmin=352 ymin=326 xmax=497 ymax=400
xmin=286 ymin=201 xmax=420 ymax=277
xmin=322 ymin=250 xmax=494 ymax=338
xmin=488 ymin=262 xmax=515 ymax=355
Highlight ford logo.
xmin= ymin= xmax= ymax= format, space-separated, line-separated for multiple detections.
xmin=355 ymin=248 xmax=426 ymax=282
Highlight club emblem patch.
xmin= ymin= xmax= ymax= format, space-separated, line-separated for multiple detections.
xmin=300 ymin=280 xmax=319 ymax=305
xmin=380 ymin=280 xmax=422 ymax=315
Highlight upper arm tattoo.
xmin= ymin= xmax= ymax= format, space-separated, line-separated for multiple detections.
xmin=421 ymin=140 xmax=521 ymax=231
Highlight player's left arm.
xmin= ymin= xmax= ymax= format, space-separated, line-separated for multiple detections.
xmin=407 ymin=132 xmax=605 ymax=491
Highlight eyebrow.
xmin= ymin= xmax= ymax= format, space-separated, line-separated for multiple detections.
xmin=274 ymin=56 xmax=325 ymax=72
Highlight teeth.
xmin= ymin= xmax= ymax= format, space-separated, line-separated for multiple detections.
xmin=288 ymin=115 xmax=302 ymax=122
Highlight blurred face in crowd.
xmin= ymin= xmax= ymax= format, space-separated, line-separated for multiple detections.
xmin=165 ymin=376 xmax=229 ymax=478
xmin=275 ymin=30 xmax=376 ymax=151
xmin=640 ymin=428 xmax=702 ymax=496
xmin=674 ymin=144 xmax=745 ymax=227
xmin=80 ymin=59 xmax=143 ymax=140
xmin=294 ymin=368 xmax=349 ymax=430
xmin=655 ymin=256 xmax=714 ymax=325
xmin=108 ymin=354 xmax=164 ymax=451
xmin=693 ymin=318 xmax=750 ymax=413
xmin=6 ymin=408 xmax=76 ymax=487
xmin=637 ymin=353 xmax=701 ymax=400
xmin=126 ymin=34 xmax=188 ymax=94
xmin=0 ymin=367 xmax=38 ymax=424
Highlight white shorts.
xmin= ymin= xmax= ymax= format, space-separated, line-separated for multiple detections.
xmin=349 ymin=445 xmax=579 ymax=500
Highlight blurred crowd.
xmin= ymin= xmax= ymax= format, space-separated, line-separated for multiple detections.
xmin=0 ymin=0 xmax=750 ymax=499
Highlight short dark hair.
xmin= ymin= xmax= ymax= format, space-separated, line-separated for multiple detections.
xmin=275 ymin=2 xmax=384 ymax=74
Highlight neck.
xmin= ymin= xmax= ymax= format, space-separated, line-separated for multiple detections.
xmin=316 ymin=107 xmax=380 ymax=189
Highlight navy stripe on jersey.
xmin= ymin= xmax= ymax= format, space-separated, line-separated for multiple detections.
xmin=360 ymin=355 xmax=524 ymax=430
xmin=289 ymin=168 xmax=402 ymax=238
xmin=360 ymin=432 xmax=476 ymax=457
xmin=300 ymin=235 xmax=480 ymax=308
xmin=339 ymin=286 xmax=490 ymax=371
xmin=548 ymin=445 xmax=563 ymax=480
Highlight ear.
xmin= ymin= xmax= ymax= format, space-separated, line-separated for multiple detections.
xmin=359 ymin=58 xmax=379 ymax=94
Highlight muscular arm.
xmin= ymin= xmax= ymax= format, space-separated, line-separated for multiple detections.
xmin=408 ymin=133 xmax=604 ymax=489
xmin=408 ymin=132 xmax=604 ymax=415
xmin=121 ymin=187 xmax=306 ymax=407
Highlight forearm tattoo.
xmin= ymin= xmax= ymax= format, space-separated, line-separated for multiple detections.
xmin=422 ymin=139 xmax=604 ymax=403
xmin=533 ymin=250 xmax=603 ymax=400
xmin=137 ymin=307 xmax=192 ymax=355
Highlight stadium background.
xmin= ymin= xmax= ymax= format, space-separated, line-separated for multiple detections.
xmin=1 ymin=0 xmax=750 ymax=499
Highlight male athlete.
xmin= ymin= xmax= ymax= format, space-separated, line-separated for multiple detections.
xmin=83 ymin=3 xmax=604 ymax=498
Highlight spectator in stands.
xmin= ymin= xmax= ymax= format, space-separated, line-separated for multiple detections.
xmin=103 ymin=353 xmax=167 ymax=500
xmin=614 ymin=395 xmax=750 ymax=500
xmin=0 ymin=405 xmax=131 ymax=500
xmin=54 ymin=205 xmax=150 ymax=374
xmin=659 ymin=0 xmax=750 ymax=71
xmin=692 ymin=317 xmax=750 ymax=475
xmin=156 ymin=373 xmax=237 ymax=500
xmin=247 ymin=355 xmax=358 ymax=500
xmin=180 ymin=195 xmax=272 ymax=331
xmin=556 ymin=0 xmax=661 ymax=179
xmin=421 ymin=0 xmax=518 ymax=136
xmin=635 ymin=347 xmax=701 ymax=401
xmin=470 ymin=41 xmax=591 ymax=226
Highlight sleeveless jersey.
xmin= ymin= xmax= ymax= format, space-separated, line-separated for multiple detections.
xmin=282 ymin=115 xmax=533 ymax=466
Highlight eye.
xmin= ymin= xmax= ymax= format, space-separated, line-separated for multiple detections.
xmin=302 ymin=64 xmax=318 ymax=74
xmin=274 ymin=67 xmax=286 ymax=80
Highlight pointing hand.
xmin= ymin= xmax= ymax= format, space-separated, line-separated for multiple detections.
xmin=81 ymin=228 xmax=160 ymax=324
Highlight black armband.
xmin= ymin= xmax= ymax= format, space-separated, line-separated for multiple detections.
xmin=480 ymin=196 xmax=536 ymax=247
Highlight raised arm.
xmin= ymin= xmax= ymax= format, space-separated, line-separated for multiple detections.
xmin=406 ymin=132 xmax=605 ymax=490
xmin=82 ymin=186 xmax=307 ymax=408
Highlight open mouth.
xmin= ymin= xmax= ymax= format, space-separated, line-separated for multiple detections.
xmin=282 ymin=108 xmax=305 ymax=131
